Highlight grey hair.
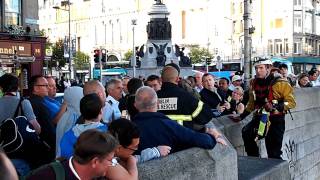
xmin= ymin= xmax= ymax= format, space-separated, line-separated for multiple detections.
xmin=106 ymin=79 xmax=122 ymax=91
xmin=135 ymin=86 xmax=158 ymax=111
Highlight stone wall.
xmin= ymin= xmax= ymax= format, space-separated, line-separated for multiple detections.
xmin=214 ymin=87 xmax=320 ymax=179
xmin=138 ymin=88 xmax=320 ymax=179
xmin=138 ymin=142 xmax=238 ymax=180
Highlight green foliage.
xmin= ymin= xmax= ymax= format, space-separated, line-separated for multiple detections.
xmin=39 ymin=29 xmax=46 ymax=37
xmin=74 ymin=51 xmax=90 ymax=70
xmin=123 ymin=49 xmax=133 ymax=61
xmin=188 ymin=44 xmax=214 ymax=64
xmin=52 ymin=39 xmax=66 ymax=68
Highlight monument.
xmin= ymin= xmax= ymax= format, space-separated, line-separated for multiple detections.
xmin=128 ymin=0 xmax=192 ymax=77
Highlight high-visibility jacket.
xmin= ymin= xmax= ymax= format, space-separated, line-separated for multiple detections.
xmin=157 ymin=82 xmax=213 ymax=130
xmin=241 ymin=75 xmax=296 ymax=120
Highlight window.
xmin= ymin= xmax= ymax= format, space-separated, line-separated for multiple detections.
xmin=240 ymin=20 xmax=243 ymax=33
xmin=269 ymin=44 xmax=274 ymax=55
xmin=294 ymin=16 xmax=302 ymax=28
xmin=285 ymin=39 xmax=289 ymax=54
xmin=77 ymin=37 xmax=81 ymax=51
xmin=294 ymin=15 xmax=302 ymax=32
xmin=294 ymin=42 xmax=301 ymax=54
xmin=275 ymin=41 xmax=283 ymax=54
xmin=239 ymin=2 xmax=243 ymax=14
xmin=182 ymin=11 xmax=186 ymax=39
xmin=275 ymin=19 xmax=283 ymax=28
xmin=0 ymin=4 xmax=2 ymax=27
xmin=294 ymin=0 xmax=302 ymax=5
xmin=4 ymin=0 xmax=22 ymax=26
xmin=231 ymin=3 xmax=235 ymax=15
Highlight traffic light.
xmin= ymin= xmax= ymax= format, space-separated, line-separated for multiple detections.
xmin=249 ymin=26 xmax=255 ymax=34
xmin=101 ymin=49 xmax=107 ymax=62
xmin=206 ymin=58 xmax=211 ymax=65
xmin=94 ymin=49 xmax=100 ymax=63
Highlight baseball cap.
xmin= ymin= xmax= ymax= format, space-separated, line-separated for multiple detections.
xmin=253 ymin=57 xmax=273 ymax=66
xmin=232 ymin=75 xmax=242 ymax=82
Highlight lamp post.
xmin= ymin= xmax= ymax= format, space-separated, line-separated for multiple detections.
xmin=243 ymin=0 xmax=252 ymax=88
xmin=53 ymin=0 xmax=72 ymax=79
xmin=224 ymin=17 xmax=235 ymax=62
xmin=132 ymin=19 xmax=137 ymax=78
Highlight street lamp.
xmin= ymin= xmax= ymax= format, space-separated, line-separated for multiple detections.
xmin=132 ymin=19 xmax=137 ymax=78
xmin=53 ymin=0 xmax=72 ymax=79
xmin=224 ymin=17 xmax=235 ymax=62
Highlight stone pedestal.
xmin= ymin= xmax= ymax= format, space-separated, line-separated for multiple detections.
xmin=127 ymin=66 xmax=193 ymax=78
xmin=140 ymin=40 xmax=179 ymax=68
xmin=130 ymin=0 xmax=191 ymax=77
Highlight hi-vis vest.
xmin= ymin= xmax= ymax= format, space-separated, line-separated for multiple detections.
xmin=158 ymin=97 xmax=204 ymax=125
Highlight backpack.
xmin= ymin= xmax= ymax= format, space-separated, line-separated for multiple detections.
xmin=20 ymin=161 xmax=65 ymax=180
xmin=0 ymin=98 xmax=51 ymax=168
xmin=0 ymin=98 xmax=28 ymax=153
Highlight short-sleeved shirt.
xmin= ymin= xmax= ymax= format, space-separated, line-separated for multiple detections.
xmin=43 ymin=96 xmax=61 ymax=121
xmin=0 ymin=96 xmax=36 ymax=123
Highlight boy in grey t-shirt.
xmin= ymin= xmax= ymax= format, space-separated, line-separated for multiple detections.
xmin=0 ymin=96 xmax=36 ymax=123
xmin=0 ymin=74 xmax=41 ymax=134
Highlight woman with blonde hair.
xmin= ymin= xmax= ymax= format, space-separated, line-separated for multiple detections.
xmin=226 ymin=86 xmax=245 ymax=115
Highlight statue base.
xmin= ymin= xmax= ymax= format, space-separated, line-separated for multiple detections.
xmin=127 ymin=67 xmax=193 ymax=79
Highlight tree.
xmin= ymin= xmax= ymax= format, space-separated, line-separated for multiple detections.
xmin=74 ymin=51 xmax=90 ymax=70
xmin=123 ymin=49 xmax=133 ymax=61
xmin=188 ymin=44 xmax=214 ymax=64
xmin=52 ymin=39 xmax=66 ymax=68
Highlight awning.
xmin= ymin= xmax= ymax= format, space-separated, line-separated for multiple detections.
xmin=287 ymin=57 xmax=320 ymax=64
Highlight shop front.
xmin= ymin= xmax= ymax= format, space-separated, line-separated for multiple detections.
xmin=0 ymin=35 xmax=46 ymax=96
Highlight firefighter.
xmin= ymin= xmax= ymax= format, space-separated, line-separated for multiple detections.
xmin=157 ymin=66 xmax=212 ymax=129
xmin=157 ymin=65 xmax=227 ymax=145
xmin=230 ymin=57 xmax=296 ymax=159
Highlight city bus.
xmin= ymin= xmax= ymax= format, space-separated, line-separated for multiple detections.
xmin=193 ymin=61 xmax=242 ymax=79
xmin=288 ymin=57 xmax=320 ymax=74
xmin=271 ymin=56 xmax=320 ymax=74
xmin=93 ymin=68 xmax=127 ymax=86
xmin=193 ymin=61 xmax=242 ymax=72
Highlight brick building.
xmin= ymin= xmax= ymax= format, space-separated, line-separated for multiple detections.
xmin=0 ymin=0 xmax=46 ymax=94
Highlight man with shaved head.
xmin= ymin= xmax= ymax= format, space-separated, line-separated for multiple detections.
xmin=157 ymin=65 xmax=219 ymax=136
xmin=83 ymin=80 xmax=113 ymax=123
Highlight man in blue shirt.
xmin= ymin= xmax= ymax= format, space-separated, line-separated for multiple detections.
xmin=133 ymin=86 xmax=224 ymax=154
xmin=43 ymin=76 xmax=66 ymax=125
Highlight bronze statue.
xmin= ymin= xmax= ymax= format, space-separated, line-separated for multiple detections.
xmin=153 ymin=43 xmax=168 ymax=66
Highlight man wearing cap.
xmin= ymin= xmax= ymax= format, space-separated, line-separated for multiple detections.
xmin=229 ymin=75 xmax=243 ymax=91
xmin=230 ymin=57 xmax=296 ymax=159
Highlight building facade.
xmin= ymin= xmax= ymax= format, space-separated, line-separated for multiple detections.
xmin=249 ymin=0 xmax=320 ymax=73
xmin=0 ymin=0 xmax=46 ymax=92
xmin=38 ymin=0 xmax=235 ymax=67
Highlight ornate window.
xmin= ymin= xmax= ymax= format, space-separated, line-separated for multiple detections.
xmin=4 ymin=0 xmax=22 ymax=26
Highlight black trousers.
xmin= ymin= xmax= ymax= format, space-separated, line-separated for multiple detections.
xmin=242 ymin=115 xmax=285 ymax=159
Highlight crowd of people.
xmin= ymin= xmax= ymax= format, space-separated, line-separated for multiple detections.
xmin=1 ymin=57 xmax=318 ymax=179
